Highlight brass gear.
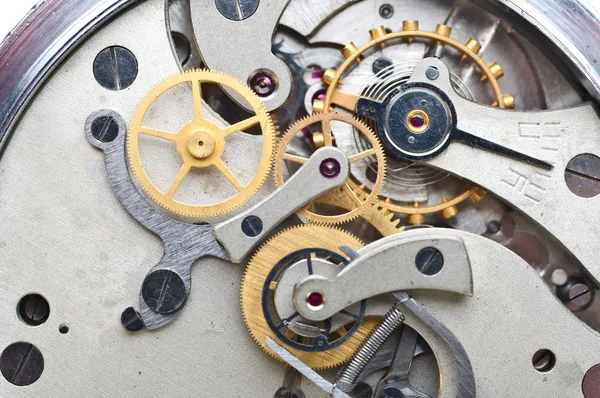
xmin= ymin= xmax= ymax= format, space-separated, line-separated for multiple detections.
xmin=317 ymin=22 xmax=501 ymax=224
xmin=240 ymin=224 xmax=379 ymax=369
xmin=274 ymin=112 xmax=386 ymax=225
xmin=127 ymin=69 xmax=275 ymax=218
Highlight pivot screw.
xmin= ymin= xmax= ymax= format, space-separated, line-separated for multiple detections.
xmin=91 ymin=116 xmax=119 ymax=143
xmin=216 ymin=0 xmax=260 ymax=21
xmin=319 ymin=158 xmax=341 ymax=178
xmin=0 ymin=343 xmax=44 ymax=386
xmin=565 ymin=154 xmax=600 ymax=198
xmin=241 ymin=215 xmax=263 ymax=237
xmin=415 ymin=247 xmax=444 ymax=276
xmin=121 ymin=307 xmax=145 ymax=332
xmin=141 ymin=270 xmax=187 ymax=314
xmin=93 ymin=46 xmax=138 ymax=91
xmin=426 ymin=66 xmax=440 ymax=80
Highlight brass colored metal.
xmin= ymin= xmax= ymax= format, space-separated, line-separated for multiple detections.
xmin=370 ymin=26 xmax=387 ymax=48
xmin=434 ymin=24 xmax=452 ymax=44
xmin=240 ymin=225 xmax=380 ymax=369
xmin=320 ymin=22 xmax=503 ymax=221
xmin=462 ymin=38 xmax=482 ymax=61
xmin=481 ymin=62 xmax=504 ymax=81
xmin=312 ymin=98 xmax=326 ymax=113
xmin=469 ymin=187 xmax=486 ymax=203
xmin=312 ymin=131 xmax=326 ymax=149
xmin=405 ymin=109 xmax=430 ymax=134
xmin=330 ymin=89 xmax=360 ymax=112
xmin=322 ymin=67 xmax=338 ymax=86
xmin=341 ymin=42 xmax=361 ymax=62
xmin=441 ymin=196 xmax=459 ymax=220
xmin=275 ymin=113 xmax=386 ymax=225
xmin=402 ymin=20 xmax=419 ymax=43
xmin=407 ymin=203 xmax=425 ymax=225
xmin=127 ymin=69 xmax=275 ymax=218
xmin=492 ymin=93 xmax=515 ymax=109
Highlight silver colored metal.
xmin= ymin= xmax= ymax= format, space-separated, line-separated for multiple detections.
xmin=0 ymin=0 xmax=141 ymax=154
xmin=86 ymin=110 xmax=349 ymax=328
xmin=190 ymin=0 xmax=292 ymax=111
xmin=215 ymin=0 xmax=260 ymax=21
xmin=496 ymin=0 xmax=600 ymax=101
xmin=294 ymin=234 xmax=473 ymax=321
xmin=213 ymin=147 xmax=350 ymax=263
xmin=336 ymin=304 xmax=405 ymax=393
xmin=374 ymin=327 xmax=432 ymax=398
xmin=266 ymin=337 xmax=352 ymax=398
xmin=565 ymin=154 xmax=600 ymax=198
xmin=407 ymin=57 xmax=600 ymax=284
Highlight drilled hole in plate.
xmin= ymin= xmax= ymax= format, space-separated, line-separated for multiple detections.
xmin=59 ymin=324 xmax=70 ymax=334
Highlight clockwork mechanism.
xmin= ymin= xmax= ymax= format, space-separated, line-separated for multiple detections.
xmin=1 ymin=0 xmax=600 ymax=397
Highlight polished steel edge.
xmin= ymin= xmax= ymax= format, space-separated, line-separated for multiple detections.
xmin=0 ymin=0 xmax=599 ymax=154
xmin=0 ymin=0 xmax=143 ymax=154
xmin=497 ymin=0 xmax=600 ymax=99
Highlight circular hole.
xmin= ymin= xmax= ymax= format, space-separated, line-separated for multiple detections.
xmin=249 ymin=69 xmax=278 ymax=98
xmin=17 ymin=294 xmax=50 ymax=326
xmin=379 ymin=4 xmax=394 ymax=19
xmin=564 ymin=154 xmax=600 ymax=198
xmin=198 ymin=140 xmax=204 ymax=146
xmin=0 ymin=342 xmax=44 ymax=386
xmin=415 ymin=247 xmax=444 ymax=276
xmin=532 ymin=349 xmax=556 ymax=372
xmin=59 ymin=324 xmax=69 ymax=334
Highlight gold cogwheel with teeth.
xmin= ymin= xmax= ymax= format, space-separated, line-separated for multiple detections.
xmin=315 ymin=22 xmax=501 ymax=224
xmin=240 ymin=224 xmax=380 ymax=369
xmin=127 ymin=69 xmax=275 ymax=218
xmin=274 ymin=112 xmax=386 ymax=225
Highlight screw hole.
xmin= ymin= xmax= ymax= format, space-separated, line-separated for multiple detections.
xmin=379 ymin=4 xmax=394 ymax=19
xmin=198 ymin=140 xmax=204 ymax=146
xmin=17 ymin=294 xmax=50 ymax=327
xmin=59 ymin=324 xmax=69 ymax=334
xmin=532 ymin=349 xmax=556 ymax=372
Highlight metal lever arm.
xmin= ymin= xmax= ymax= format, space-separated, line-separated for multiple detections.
xmin=213 ymin=146 xmax=350 ymax=263
xmin=293 ymin=233 xmax=473 ymax=321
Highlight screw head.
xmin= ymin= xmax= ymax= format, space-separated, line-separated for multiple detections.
xmin=93 ymin=46 xmax=138 ymax=91
xmin=141 ymin=270 xmax=187 ymax=314
xmin=565 ymin=154 xmax=600 ymax=198
xmin=241 ymin=215 xmax=263 ymax=237
xmin=121 ymin=307 xmax=145 ymax=332
xmin=91 ymin=116 xmax=120 ymax=143
xmin=415 ymin=247 xmax=444 ymax=276
xmin=17 ymin=294 xmax=50 ymax=326
xmin=0 ymin=343 xmax=44 ymax=386
xmin=426 ymin=66 xmax=440 ymax=80
xmin=319 ymin=158 xmax=341 ymax=178
xmin=216 ymin=0 xmax=260 ymax=21
xmin=583 ymin=364 xmax=600 ymax=398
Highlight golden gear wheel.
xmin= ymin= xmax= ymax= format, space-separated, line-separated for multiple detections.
xmin=240 ymin=224 xmax=379 ymax=369
xmin=316 ymin=22 xmax=503 ymax=223
xmin=127 ymin=69 xmax=275 ymax=218
xmin=274 ymin=112 xmax=386 ymax=225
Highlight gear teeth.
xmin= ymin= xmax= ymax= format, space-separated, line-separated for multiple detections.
xmin=126 ymin=69 xmax=276 ymax=220
xmin=240 ymin=224 xmax=374 ymax=370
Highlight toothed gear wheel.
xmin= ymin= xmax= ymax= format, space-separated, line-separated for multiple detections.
xmin=127 ymin=69 xmax=275 ymax=219
xmin=240 ymin=224 xmax=380 ymax=370
xmin=274 ymin=112 xmax=386 ymax=225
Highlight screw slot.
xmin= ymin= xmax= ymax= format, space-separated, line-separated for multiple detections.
xmin=241 ymin=215 xmax=263 ymax=237
xmin=415 ymin=247 xmax=444 ymax=276
xmin=93 ymin=46 xmax=138 ymax=91
xmin=17 ymin=294 xmax=50 ymax=327
xmin=0 ymin=342 xmax=44 ymax=386
xmin=532 ymin=349 xmax=556 ymax=373
xmin=565 ymin=154 xmax=600 ymax=198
